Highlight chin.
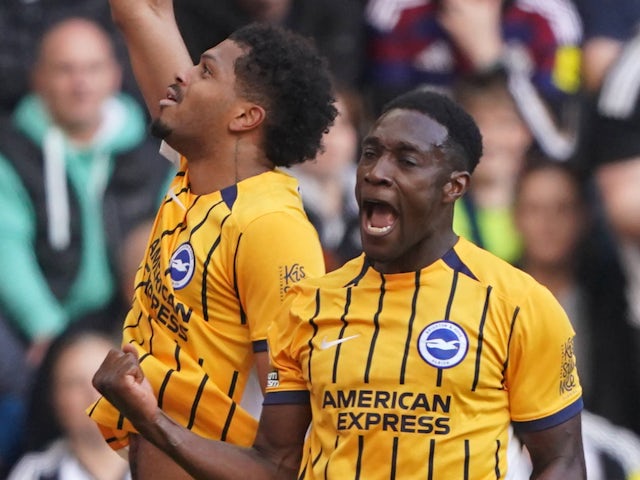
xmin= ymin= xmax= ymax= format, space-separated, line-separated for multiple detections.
xmin=362 ymin=244 xmax=393 ymax=264
xmin=150 ymin=118 xmax=172 ymax=140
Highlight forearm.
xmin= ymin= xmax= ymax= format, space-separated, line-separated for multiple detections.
xmin=107 ymin=0 xmax=193 ymax=118
xmin=93 ymin=348 xmax=305 ymax=479
xmin=140 ymin=409 xmax=295 ymax=480
xmin=460 ymin=34 xmax=504 ymax=72
xmin=529 ymin=457 xmax=586 ymax=480
xmin=438 ymin=0 xmax=503 ymax=70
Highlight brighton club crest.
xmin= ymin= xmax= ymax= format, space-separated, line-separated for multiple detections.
xmin=417 ymin=321 xmax=469 ymax=368
xmin=169 ymin=242 xmax=195 ymax=289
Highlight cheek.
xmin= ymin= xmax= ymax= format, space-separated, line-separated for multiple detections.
xmin=403 ymin=185 xmax=439 ymax=224
xmin=354 ymin=169 xmax=367 ymax=194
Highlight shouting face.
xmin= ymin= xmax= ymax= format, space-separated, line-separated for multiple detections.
xmin=356 ymin=109 xmax=467 ymax=273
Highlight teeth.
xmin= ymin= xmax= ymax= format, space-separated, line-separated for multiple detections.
xmin=367 ymin=223 xmax=392 ymax=234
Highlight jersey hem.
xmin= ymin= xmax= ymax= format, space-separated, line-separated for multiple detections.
xmin=512 ymin=397 xmax=583 ymax=433
xmin=263 ymin=390 xmax=310 ymax=405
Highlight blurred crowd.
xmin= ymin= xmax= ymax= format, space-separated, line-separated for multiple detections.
xmin=2 ymin=0 xmax=640 ymax=478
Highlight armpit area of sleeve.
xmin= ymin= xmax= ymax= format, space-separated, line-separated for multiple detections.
xmin=263 ymin=390 xmax=310 ymax=405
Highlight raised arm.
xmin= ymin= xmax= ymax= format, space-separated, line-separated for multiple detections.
xmin=108 ymin=0 xmax=193 ymax=118
xmin=519 ymin=414 xmax=586 ymax=479
xmin=92 ymin=344 xmax=310 ymax=480
xmin=437 ymin=0 xmax=504 ymax=72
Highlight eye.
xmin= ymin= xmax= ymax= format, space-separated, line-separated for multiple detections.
xmin=360 ymin=148 xmax=377 ymax=163
xmin=399 ymin=155 xmax=418 ymax=167
xmin=201 ymin=64 xmax=212 ymax=78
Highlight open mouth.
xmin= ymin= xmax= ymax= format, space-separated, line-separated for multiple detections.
xmin=159 ymin=85 xmax=181 ymax=107
xmin=362 ymin=200 xmax=398 ymax=236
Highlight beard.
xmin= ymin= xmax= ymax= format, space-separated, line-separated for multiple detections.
xmin=150 ymin=117 xmax=172 ymax=139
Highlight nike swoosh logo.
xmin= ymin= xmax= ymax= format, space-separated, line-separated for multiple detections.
xmin=320 ymin=334 xmax=360 ymax=350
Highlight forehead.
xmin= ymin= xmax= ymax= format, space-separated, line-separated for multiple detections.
xmin=365 ymin=109 xmax=448 ymax=150
xmin=40 ymin=23 xmax=114 ymax=66
xmin=53 ymin=337 xmax=113 ymax=378
xmin=520 ymin=168 xmax=579 ymax=200
xmin=201 ymin=39 xmax=245 ymax=74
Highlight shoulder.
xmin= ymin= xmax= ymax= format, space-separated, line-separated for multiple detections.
xmin=287 ymin=254 xmax=367 ymax=295
xmin=452 ymin=237 xmax=547 ymax=303
xmin=232 ymin=170 xmax=311 ymax=226
xmin=0 ymin=115 xmax=39 ymax=168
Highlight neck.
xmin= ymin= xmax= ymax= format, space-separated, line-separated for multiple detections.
xmin=179 ymin=136 xmax=273 ymax=195
xmin=372 ymin=229 xmax=459 ymax=274
xmin=64 ymin=123 xmax=102 ymax=147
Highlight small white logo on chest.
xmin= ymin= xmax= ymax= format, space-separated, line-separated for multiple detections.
xmin=320 ymin=334 xmax=360 ymax=350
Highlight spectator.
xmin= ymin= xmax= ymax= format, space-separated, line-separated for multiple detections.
xmin=0 ymin=18 xmax=168 ymax=364
xmin=363 ymin=0 xmax=583 ymax=161
xmin=8 ymin=327 xmax=131 ymax=480
xmin=513 ymin=155 xmax=640 ymax=434
xmin=575 ymin=0 xmax=640 ymax=344
xmin=0 ymin=20 xmax=168 ymax=470
xmin=452 ymin=76 xmax=531 ymax=263
xmin=0 ymin=0 xmax=142 ymax=115
xmin=173 ymin=0 xmax=366 ymax=90
xmin=287 ymin=86 xmax=365 ymax=270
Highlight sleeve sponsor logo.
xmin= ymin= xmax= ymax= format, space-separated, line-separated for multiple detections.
xmin=279 ymin=263 xmax=306 ymax=300
xmin=560 ymin=336 xmax=578 ymax=394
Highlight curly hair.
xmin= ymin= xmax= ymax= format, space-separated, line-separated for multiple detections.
xmin=229 ymin=23 xmax=337 ymax=167
xmin=382 ymin=88 xmax=483 ymax=174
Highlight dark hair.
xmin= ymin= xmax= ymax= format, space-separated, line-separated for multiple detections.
xmin=229 ymin=23 xmax=338 ymax=167
xmin=22 ymin=325 xmax=118 ymax=451
xmin=382 ymin=88 xmax=483 ymax=173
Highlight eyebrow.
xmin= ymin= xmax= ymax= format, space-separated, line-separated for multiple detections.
xmin=199 ymin=53 xmax=220 ymax=69
xmin=362 ymin=137 xmax=434 ymax=154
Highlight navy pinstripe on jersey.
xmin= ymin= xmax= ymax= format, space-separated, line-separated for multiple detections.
xmin=266 ymin=236 xmax=582 ymax=478
xmin=89 ymin=157 xmax=325 ymax=450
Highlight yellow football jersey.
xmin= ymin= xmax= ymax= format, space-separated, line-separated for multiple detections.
xmin=89 ymin=157 xmax=325 ymax=450
xmin=266 ymin=236 xmax=582 ymax=479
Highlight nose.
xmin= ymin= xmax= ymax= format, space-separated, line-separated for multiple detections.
xmin=176 ymin=67 xmax=192 ymax=86
xmin=363 ymin=154 xmax=393 ymax=186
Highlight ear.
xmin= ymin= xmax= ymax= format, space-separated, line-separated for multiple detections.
xmin=442 ymin=171 xmax=470 ymax=204
xmin=229 ymin=104 xmax=266 ymax=132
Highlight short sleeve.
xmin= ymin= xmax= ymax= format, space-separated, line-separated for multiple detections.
xmin=507 ymin=283 xmax=583 ymax=430
xmin=264 ymin=286 xmax=310 ymax=399
xmin=235 ymin=212 xmax=325 ymax=343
